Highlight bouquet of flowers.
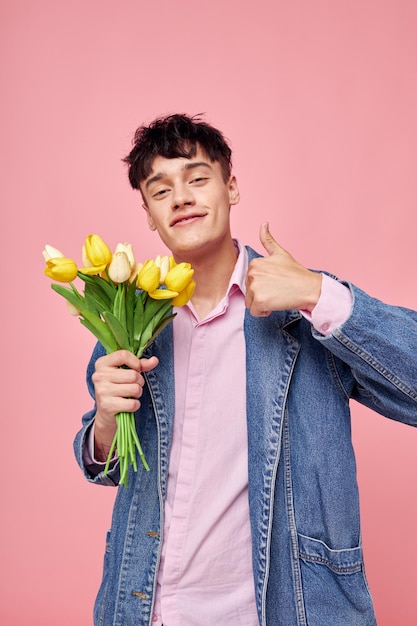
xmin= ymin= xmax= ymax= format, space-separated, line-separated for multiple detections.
xmin=43 ymin=234 xmax=195 ymax=487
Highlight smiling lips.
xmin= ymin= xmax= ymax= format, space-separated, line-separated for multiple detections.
xmin=170 ymin=212 xmax=207 ymax=227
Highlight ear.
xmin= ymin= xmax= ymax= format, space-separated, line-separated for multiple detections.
xmin=142 ymin=203 xmax=157 ymax=231
xmin=228 ymin=175 xmax=240 ymax=206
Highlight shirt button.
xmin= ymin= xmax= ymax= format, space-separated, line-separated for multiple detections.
xmin=321 ymin=322 xmax=330 ymax=332
xmin=152 ymin=614 xmax=158 ymax=622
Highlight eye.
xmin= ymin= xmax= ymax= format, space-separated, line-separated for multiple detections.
xmin=152 ymin=188 xmax=169 ymax=198
xmin=190 ymin=176 xmax=209 ymax=185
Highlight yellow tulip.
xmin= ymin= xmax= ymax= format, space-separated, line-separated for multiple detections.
xmin=148 ymin=288 xmax=179 ymax=300
xmin=42 ymin=244 xmax=65 ymax=262
xmin=172 ymin=279 xmax=196 ymax=307
xmin=137 ymin=260 xmax=160 ymax=293
xmin=83 ymin=234 xmax=112 ymax=268
xmin=44 ymin=257 xmax=78 ymax=283
xmin=108 ymin=251 xmax=132 ymax=284
xmin=154 ymin=255 xmax=171 ymax=284
xmin=164 ymin=262 xmax=194 ymax=293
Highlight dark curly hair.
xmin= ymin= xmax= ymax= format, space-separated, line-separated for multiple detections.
xmin=123 ymin=113 xmax=233 ymax=189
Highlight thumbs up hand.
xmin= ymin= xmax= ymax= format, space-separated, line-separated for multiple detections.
xmin=245 ymin=223 xmax=323 ymax=317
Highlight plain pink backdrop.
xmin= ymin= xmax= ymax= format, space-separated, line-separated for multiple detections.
xmin=2 ymin=1 xmax=417 ymax=624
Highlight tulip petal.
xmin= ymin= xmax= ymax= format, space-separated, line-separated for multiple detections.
xmin=171 ymin=279 xmax=196 ymax=307
xmin=42 ymin=245 xmax=65 ymax=261
xmin=148 ymin=288 xmax=179 ymax=300
xmin=79 ymin=264 xmax=108 ymax=276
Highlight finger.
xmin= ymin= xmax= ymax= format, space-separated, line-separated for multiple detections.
xmin=259 ymin=222 xmax=285 ymax=257
xmin=96 ymin=350 xmax=141 ymax=370
xmin=139 ymin=356 xmax=159 ymax=373
xmin=251 ymin=309 xmax=272 ymax=318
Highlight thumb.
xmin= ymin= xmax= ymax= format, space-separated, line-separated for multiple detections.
xmin=139 ymin=355 xmax=159 ymax=372
xmin=259 ymin=222 xmax=283 ymax=256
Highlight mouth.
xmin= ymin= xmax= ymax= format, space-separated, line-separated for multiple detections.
xmin=170 ymin=212 xmax=207 ymax=227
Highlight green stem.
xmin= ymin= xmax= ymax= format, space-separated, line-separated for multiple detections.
xmin=103 ymin=430 xmax=118 ymax=476
xmin=129 ymin=414 xmax=150 ymax=472
xmin=103 ymin=411 xmax=149 ymax=486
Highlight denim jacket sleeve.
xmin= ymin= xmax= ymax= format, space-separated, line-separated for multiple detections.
xmin=73 ymin=341 xmax=121 ymax=486
xmin=312 ymin=281 xmax=417 ymax=425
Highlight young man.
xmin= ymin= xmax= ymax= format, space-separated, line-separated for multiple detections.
xmin=75 ymin=114 xmax=417 ymax=626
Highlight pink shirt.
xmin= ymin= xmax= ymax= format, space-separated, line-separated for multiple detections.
xmin=87 ymin=242 xmax=352 ymax=625
xmin=153 ymin=242 xmax=257 ymax=625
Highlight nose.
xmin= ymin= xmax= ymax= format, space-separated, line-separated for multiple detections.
xmin=171 ymin=183 xmax=195 ymax=210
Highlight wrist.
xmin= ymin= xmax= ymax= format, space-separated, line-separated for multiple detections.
xmin=303 ymin=271 xmax=323 ymax=313
xmin=94 ymin=416 xmax=117 ymax=462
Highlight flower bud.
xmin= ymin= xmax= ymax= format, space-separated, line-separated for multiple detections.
xmin=154 ymin=255 xmax=171 ymax=284
xmin=80 ymin=234 xmax=112 ymax=275
xmin=108 ymin=251 xmax=132 ymax=284
xmin=44 ymin=257 xmax=78 ymax=283
xmin=164 ymin=262 xmax=194 ymax=293
xmin=137 ymin=260 xmax=160 ymax=293
xmin=115 ymin=242 xmax=136 ymax=269
xmin=83 ymin=234 xmax=112 ymax=268
xmin=42 ymin=245 xmax=65 ymax=262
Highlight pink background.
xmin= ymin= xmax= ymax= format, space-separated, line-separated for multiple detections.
xmin=2 ymin=1 xmax=417 ymax=624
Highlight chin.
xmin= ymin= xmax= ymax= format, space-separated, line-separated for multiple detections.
xmin=170 ymin=238 xmax=210 ymax=261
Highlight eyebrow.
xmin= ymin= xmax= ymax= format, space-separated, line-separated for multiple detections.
xmin=145 ymin=161 xmax=213 ymax=189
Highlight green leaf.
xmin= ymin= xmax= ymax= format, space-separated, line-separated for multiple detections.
xmin=140 ymin=293 xmax=172 ymax=334
xmin=102 ymin=310 xmax=132 ymax=351
xmin=137 ymin=299 xmax=173 ymax=352
xmin=151 ymin=300 xmax=173 ymax=333
xmin=83 ymin=290 xmax=107 ymax=316
xmin=77 ymin=273 xmax=116 ymax=304
xmin=137 ymin=319 xmax=154 ymax=351
xmin=112 ymin=283 xmax=127 ymax=329
xmin=84 ymin=281 xmax=113 ymax=310
xmin=79 ymin=311 xmax=118 ymax=354
xmin=137 ymin=313 xmax=176 ymax=357
xmin=132 ymin=290 xmax=145 ymax=351
xmin=51 ymin=283 xmax=84 ymax=310
xmin=126 ymin=281 xmax=137 ymax=343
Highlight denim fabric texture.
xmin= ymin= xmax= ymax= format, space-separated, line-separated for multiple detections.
xmin=74 ymin=247 xmax=417 ymax=626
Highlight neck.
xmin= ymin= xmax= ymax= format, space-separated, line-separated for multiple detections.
xmin=180 ymin=238 xmax=238 ymax=319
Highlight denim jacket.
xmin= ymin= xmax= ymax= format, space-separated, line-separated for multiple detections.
xmin=74 ymin=248 xmax=417 ymax=626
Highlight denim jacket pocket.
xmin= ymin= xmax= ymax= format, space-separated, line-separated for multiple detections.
xmin=298 ymin=533 xmax=363 ymax=574
xmin=296 ymin=534 xmax=376 ymax=625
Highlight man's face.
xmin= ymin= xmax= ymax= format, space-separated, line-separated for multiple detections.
xmin=140 ymin=146 xmax=239 ymax=261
